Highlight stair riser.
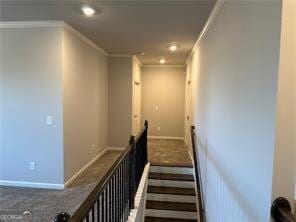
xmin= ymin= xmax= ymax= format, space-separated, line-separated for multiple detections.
xmin=150 ymin=166 xmax=193 ymax=175
xmin=147 ymin=193 xmax=196 ymax=203
xmin=148 ymin=179 xmax=195 ymax=188
xmin=145 ymin=209 xmax=198 ymax=220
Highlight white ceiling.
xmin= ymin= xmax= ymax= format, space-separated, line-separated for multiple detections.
xmin=0 ymin=1 xmax=215 ymax=65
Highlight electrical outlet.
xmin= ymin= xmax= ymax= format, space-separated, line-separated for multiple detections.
xmin=29 ymin=162 xmax=36 ymax=171
xmin=157 ymin=126 xmax=161 ymax=131
xmin=91 ymin=144 xmax=96 ymax=150
xmin=155 ymin=106 xmax=159 ymax=111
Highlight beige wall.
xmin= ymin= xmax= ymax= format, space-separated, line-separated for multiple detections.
xmin=141 ymin=66 xmax=185 ymax=138
xmin=0 ymin=26 xmax=64 ymax=184
xmin=62 ymin=28 xmax=108 ymax=182
xmin=187 ymin=1 xmax=281 ymax=221
xmin=272 ymin=0 xmax=296 ymax=204
xmin=108 ymin=57 xmax=133 ymax=147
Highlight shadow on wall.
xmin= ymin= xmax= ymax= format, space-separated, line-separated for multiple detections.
xmin=196 ymin=134 xmax=262 ymax=222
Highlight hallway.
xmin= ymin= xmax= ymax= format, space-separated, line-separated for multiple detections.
xmin=148 ymin=139 xmax=192 ymax=167
xmin=1 ymin=0 xmax=295 ymax=221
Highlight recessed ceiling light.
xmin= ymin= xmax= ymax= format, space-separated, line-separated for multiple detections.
xmin=159 ymin=58 xmax=167 ymax=64
xmin=141 ymin=52 xmax=145 ymax=56
xmin=169 ymin=43 xmax=178 ymax=52
xmin=81 ymin=6 xmax=95 ymax=16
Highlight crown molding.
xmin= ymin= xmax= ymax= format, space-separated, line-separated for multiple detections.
xmin=109 ymin=54 xmax=133 ymax=58
xmin=185 ymin=0 xmax=225 ymax=65
xmin=63 ymin=22 xmax=108 ymax=56
xmin=143 ymin=64 xmax=185 ymax=68
xmin=0 ymin=21 xmax=64 ymax=28
xmin=0 ymin=21 xmax=108 ymax=56
xmin=133 ymin=55 xmax=143 ymax=67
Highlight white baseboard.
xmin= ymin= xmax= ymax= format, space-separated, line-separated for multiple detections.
xmin=106 ymin=147 xmax=126 ymax=152
xmin=0 ymin=180 xmax=65 ymax=189
xmin=148 ymin=136 xmax=184 ymax=140
xmin=0 ymin=147 xmax=125 ymax=190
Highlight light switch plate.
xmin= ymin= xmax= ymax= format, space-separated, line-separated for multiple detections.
xmin=46 ymin=116 xmax=53 ymax=125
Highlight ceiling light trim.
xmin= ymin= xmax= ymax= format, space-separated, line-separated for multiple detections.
xmin=185 ymin=0 xmax=225 ymax=65
xmin=159 ymin=57 xmax=167 ymax=64
xmin=81 ymin=5 xmax=95 ymax=17
xmin=168 ymin=42 xmax=179 ymax=52
xmin=143 ymin=65 xmax=185 ymax=68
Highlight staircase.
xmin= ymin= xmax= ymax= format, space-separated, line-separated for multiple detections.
xmin=145 ymin=165 xmax=198 ymax=222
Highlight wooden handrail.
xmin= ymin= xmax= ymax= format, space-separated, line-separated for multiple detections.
xmin=191 ymin=125 xmax=206 ymax=222
xmin=271 ymin=197 xmax=296 ymax=222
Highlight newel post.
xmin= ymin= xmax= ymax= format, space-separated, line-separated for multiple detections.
xmin=129 ymin=135 xmax=135 ymax=146
xmin=271 ymin=197 xmax=296 ymax=222
xmin=144 ymin=120 xmax=148 ymax=163
xmin=54 ymin=212 xmax=71 ymax=222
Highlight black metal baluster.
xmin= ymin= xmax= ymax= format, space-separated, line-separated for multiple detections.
xmin=121 ymin=160 xmax=125 ymax=221
xmin=110 ymin=181 xmax=113 ymax=222
xmin=124 ymin=159 xmax=127 ymax=221
xmin=125 ymin=157 xmax=129 ymax=221
xmin=120 ymin=164 xmax=124 ymax=221
xmin=115 ymin=172 xmax=118 ymax=222
xmin=106 ymin=186 xmax=108 ymax=222
xmin=96 ymin=196 xmax=100 ymax=222
xmin=108 ymin=183 xmax=111 ymax=222
xmin=128 ymin=148 xmax=131 ymax=211
xmin=114 ymin=175 xmax=116 ymax=222
xmin=117 ymin=169 xmax=120 ymax=222
xmin=91 ymin=206 xmax=94 ymax=222
xmin=114 ymin=175 xmax=117 ymax=222
xmin=113 ymin=175 xmax=116 ymax=222
xmin=119 ymin=167 xmax=122 ymax=222
xmin=86 ymin=213 xmax=90 ymax=222
xmin=118 ymin=166 xmax=121 ymax=222
xmin=144 ymin=120 xmax=148 ymax=164
xmin=129 ymin=136 xmax=135 ymax=209
xmin=102 ymin=191 xmax=104 ymax=222
xmin=111 ymin=176 xmax=114 ymax=222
